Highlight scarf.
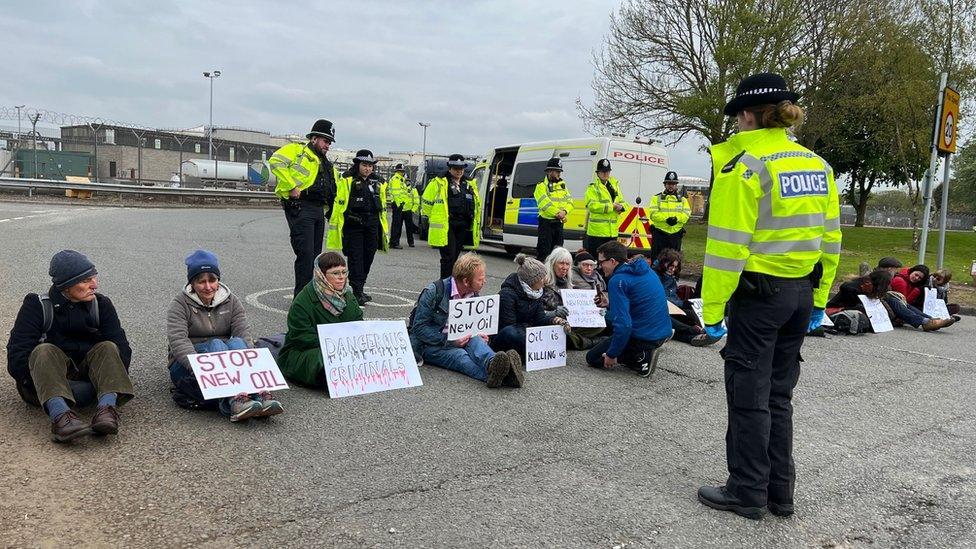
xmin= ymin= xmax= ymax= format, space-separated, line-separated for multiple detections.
xmin=312 ymin=261 xmax=351 ymax=316
xmin=520 ymin=279 xmax=543 ymax=300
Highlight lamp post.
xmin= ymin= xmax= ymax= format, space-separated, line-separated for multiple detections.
xmin=203 ymin=70 xmax=221 ymax=159
xmin=418 ymin=122 xmax=431 ymax=183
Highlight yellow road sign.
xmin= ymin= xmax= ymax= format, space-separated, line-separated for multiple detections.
xmin=938 ymin=86 xmax=960 ymax=155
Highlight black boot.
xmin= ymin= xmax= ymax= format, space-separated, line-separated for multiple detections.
xmin=697 ymin=485 xmax=764 ymax=520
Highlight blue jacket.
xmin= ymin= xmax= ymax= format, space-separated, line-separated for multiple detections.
xmin=605 ymin=259 xmax=672 ymax=357
xmin=410 ymin=277 xmax=461 ymax=354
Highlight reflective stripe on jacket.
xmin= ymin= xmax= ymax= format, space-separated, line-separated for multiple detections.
xmin=269 ymin=142 xmax=337 ymax=200
xmin=326 ymin=176 xmax=390 ymax=252
xmin=701 ymin=127 xmax=842 ymax=325
xmin=388 ymin=172 xmax=406 ymax=204
xmin=649 ymin=193 xmax=691 ymax=234
xmin=585 ymin=175 xmax=628 ymax=237
xmin=533 ymin=177 xmax=574 ymax=220
xmin=421 ymin=176 xmax=481 ymax=248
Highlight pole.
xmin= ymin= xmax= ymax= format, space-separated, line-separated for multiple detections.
xmin=419 ymin=122 xmax=430 ymax=184
xmin=936 ymin=154 xmax=952 ymax=268
xmin=919 ymin=72 xmax=948 ymax=264
xmin=208 ymin=76 xmax=214 ymax=159
xmin=30 ymin=114 xmax=40 ymax=178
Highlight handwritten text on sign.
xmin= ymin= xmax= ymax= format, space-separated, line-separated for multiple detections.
xmin=922 ymin=288 xmax=950 ymax=320
xmin=448 ymin=295 xmax=499 ymax=341
xmin=857 ymin=295 xmax=893 ymax=333
xmin=525 ymin=325 xmax=567 ymax=371
xmin=559 ymin=289 xmax=606 ymax=328
xmin=188 ymin=347 xmax=288 ymax=400
xmin=687 ymin=298 xmax=726 ymax=332
xmin=317 ymin=320 xmax=423 ymax=398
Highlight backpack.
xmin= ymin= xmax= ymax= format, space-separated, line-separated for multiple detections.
xmin=407 ymin=279 xmax=447 ymax=332
xmin=828 ymin=310 xmax=871 ymax=335
xmin=255 ymin=333 xmax=287 ymax=360
xmin=37 ymin=290 xmax=99 ymax=343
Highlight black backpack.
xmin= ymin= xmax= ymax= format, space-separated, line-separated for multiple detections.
xmin=407 ymin=279 xmax=447 ymax=332
xmin=828 ymin=310 xmax=872 ymax=335
xmin=37 ymin=290 xmax=99 ymax=343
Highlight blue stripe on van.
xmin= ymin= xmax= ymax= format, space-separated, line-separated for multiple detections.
xmin=517 ymin=198 xmax=539 ymax=225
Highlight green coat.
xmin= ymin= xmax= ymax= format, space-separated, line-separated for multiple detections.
xmin=278 ymin=282 xmax=363 ymax=388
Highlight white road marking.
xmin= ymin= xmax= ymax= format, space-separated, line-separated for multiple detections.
xmin=245 ymin=285 xmax=416 ymax=320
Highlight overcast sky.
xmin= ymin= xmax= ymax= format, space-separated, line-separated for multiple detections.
xmin=1 ymin=0 xmax=710 ymax=177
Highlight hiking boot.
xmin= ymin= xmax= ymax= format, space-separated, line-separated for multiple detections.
xmin=768 ymin=500 xmax=795 ymax=517
xmin=922 ymin=317 xmax=955 ymax=331
xmin=503 ymin=349 xmax=524 ymax=388
xmin=690 ymin=333 xmax=720 ymax=347
xmin=228 ymin=394 xmax=263 ymax=422
xmin=90 ymin=405 xmax=120 ymax=435
xmin=256 ymin=391 xmax=284 ymax=417
xmin=51 ymin=410 xmax=91 ymax=442
xmin=362 ymin=293 xmax=373 ymax=303
xmin=697 ymin=485 xmax=764 ymax=520
xmin=486 ymin=352 xmax=511 ymax=388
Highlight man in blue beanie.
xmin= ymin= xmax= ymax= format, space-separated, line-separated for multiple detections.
xmin=6 ymin=250 xmax=134 ymax=442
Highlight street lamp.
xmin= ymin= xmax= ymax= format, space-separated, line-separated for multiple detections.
xmin=203 ymin=70 xmax=221 ymax=159
xmin=15 ymin=105 xmax=24 ymax=141
xmin=419 ymin=122 xmax=431 ymax=183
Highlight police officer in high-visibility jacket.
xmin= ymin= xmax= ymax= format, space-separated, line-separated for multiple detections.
xmin=390 ymin=166 xmax=420 ymax=249
xmin=648 ymin=171 xmax=691 ymax=259
xmin=388 ymin=164 xmax=411 ymax=249
xmin=697 ymin=73 xmax=841 ymax=520
xmin=326 ymin=149 xmax=389 ymax=306
xmin=422 ymin=154 xmax=481 ymax=279
xmin=583 ymin=158 xmax=627 ymax=257
xmin=269 ymin=119 xmax=341 ymax=297
xmin=534 ymin=158 xmax=574 ymax=261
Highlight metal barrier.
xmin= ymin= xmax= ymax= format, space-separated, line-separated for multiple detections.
xmin=0 ymin=176 xmax=276 ymax=200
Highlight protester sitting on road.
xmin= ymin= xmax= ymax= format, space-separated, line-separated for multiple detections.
xmin=859 ymin=256 xmax=903 ymax=277
xmin=929 ymin=269 xmax=961 ymax=317
xmin=570 ymin=251 xmax=607 ymax=293
xmin=6 ymin=250 xmax=134 ymax=442
xmin=891 ymin=264 xmax=930 ymax=308
xmin=409 ymin=252 xmax=522 ymax=388
xmin=831 ymin=268 xmax=954 ymax=331
xmin=586 ymin=241 xmax=673 ymax=377
xmin=167 ymin=250 xmax=282 ymax=422
xmin=492 ymin=254 xmax=571 ymax=359
xmin=278 ymin=251 xmax=364 ymax=391
xmin=649 ymin=250 xmax=717 ymax=347
xmin=541 ymin=247 xmax=604 ymax=350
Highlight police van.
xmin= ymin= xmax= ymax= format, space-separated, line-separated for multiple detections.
xmin=470 ymin=135 xmax=671 ymax=255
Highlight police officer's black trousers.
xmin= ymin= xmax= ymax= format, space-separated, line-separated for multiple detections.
xmin=722 ymin=275 xmax=812 ymax=507
xmin=342 ymin=220 xmax=379 ymax=298
xmin=584 ymin=235 xmax=615 ymax=258
xmin=438 ymin=225 xmax=469 ymax=279
xmin=536 ymin=217 xmax=564 ymax=261
xmin=390 ymin=205 xmax=415 ymax=247
xmin=649 ymin=226 xmax=684 ymax=261
xmin=283 ymin=201 xmax=325 ymax=297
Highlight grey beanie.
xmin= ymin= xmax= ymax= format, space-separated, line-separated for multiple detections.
xmin=514 ymin=253 xmax=547 ymax=286
xmin=49 ymin=250 xmax=97 ymax=290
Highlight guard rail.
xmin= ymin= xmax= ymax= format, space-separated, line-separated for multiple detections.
xmin=0 ymin=176 xmax=276 ymax=200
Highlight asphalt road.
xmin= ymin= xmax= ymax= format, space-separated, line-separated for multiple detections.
xmin=1 ymin=201 xmax=973 ymax=548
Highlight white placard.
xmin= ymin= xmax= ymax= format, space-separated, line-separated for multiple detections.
xmin=559 ymin=289 xmax=606 ymax=328
xmin=317 ymin=320 xmax=423 ymax=398
xmin=857 ymin=295 xmax=894 ymax=333
xmin=687 ymin=298 xmax=706 ymax=326
xmin=525 ymin=325 xmax=567 ymax=371
xmin=820 ymin=312 xmax=834 ymax=327
xmin=447 ymin=295 xmax=499 ymax=341
xmin=188 ymin=347 xmax=289 ymax=400
xmin=922 ymin=288 xmax=951 ymax=319
xmin=971 ymin=260 xmax=976 ymax=277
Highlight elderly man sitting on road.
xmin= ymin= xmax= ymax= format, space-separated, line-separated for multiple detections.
xmin=6 ymin=250 xmax=134 ymax=442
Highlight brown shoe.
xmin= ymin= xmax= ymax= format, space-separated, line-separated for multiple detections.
xmin=503 ymin=349 xmax=525 ymax=388
xmin=90 ymin=405 xmax=119 ymax=435
xmin=922 ymin=317 xmax=955 ymax=332
xmin=51 ymin=411 xmax=91 ymax=443
xmin=486 ymin=352 xmax=511 ymax=388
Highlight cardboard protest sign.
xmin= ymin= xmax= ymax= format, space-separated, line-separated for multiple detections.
xmin=560 ymin=289 xmax=606 ymax=328
xmin=525 ymin=325 xmax=566 ymax=371
xmin=188 ymin=347 xmax=288 ymax=400
xmin=667 ymin=301 xmax=684 ymax=315
xmin=317 ymin=320 xmax=423 ymax=398
xmin=922 ymin=288 xmax=951 ymax=319
xmin=447 ymin=295 xmax=499 ymax=340
xmin=857 ymin=295 xmax=894 ymax=333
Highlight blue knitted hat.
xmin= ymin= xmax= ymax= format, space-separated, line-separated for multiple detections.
xmin=185 ymin=249 xmax=220 ymax=282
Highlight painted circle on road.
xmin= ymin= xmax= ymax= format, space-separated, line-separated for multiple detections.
xmin=245 ymin=286 xmax=416 ymax=320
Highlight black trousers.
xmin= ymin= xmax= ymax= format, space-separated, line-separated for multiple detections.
xmin=584 ymin=235 xmax=615 ymax=258
xmin=438 ymin=224 xmax=470 ymax=279
xmin=649 ymin=226 xmax=684 ymax=261
xmin=536 ymin=217 xmax=564 ymax=261
xmin=722 ymin=275 xmax=813 ymax=507
xmin=283 ymin=201 xmax=325 ymax=296
xmin=390 ymin=205 xmax=416 ymax=247
xmin=342 ymin=219 xmax=380 ymax=298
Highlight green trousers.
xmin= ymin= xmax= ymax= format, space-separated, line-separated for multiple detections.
xmin=28 ymin=342 xmax=134 ymax=407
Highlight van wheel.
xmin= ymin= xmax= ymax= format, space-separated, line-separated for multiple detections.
xmin=503 ymin=245 xmax=521 ymax=256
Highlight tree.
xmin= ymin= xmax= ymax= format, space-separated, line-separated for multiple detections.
xmin=934 ymin=139 xmax=976 ymax=212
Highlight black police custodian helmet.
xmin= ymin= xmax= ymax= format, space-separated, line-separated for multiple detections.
xmin=353 ymin=149 xmax=376 ymax=164
xmin=664 ymin=171 xmax=679 ymax=183
xmin=446 ymin=154 xmax=467 ymax=168
xmin=596 ymin=159 xmax=611 ymax=172
xmin=394 ymin=163 xmax=405 ymax=171
xmin=544 ymin=158 xmax=564 ymax=172
xmin=723 ymin=73 xmax=800 ymax=116
xmin=306 ymin=119 xmax=336 ymax=141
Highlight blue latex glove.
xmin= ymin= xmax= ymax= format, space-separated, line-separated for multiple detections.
xmin=808 ymin=308 xmax=825 ymax=332
xmin=704 ymin=323 xmax=727 ymax=339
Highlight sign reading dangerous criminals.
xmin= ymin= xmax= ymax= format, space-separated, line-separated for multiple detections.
xmin=447 ymin=295 xmax=499 ymax=341
xmin=937 ymin=85 xmax=960 ymax=155
xmin=188 ymin=347 xmax=289 ymax=400
xmin=317 ymin=320 xmax=423 ymax=398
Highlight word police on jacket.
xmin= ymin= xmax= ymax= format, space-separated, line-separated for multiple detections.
xmin=778 ymin=171 xmax=828 ymax=198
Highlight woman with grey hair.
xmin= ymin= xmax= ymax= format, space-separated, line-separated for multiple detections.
xmin=490 ymin=254 xmax=569 ymax=359
xmin=541 ymin=247 xmax=605 ymax=350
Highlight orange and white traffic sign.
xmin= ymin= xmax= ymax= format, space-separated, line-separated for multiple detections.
xmin=938 ymin=86 xmax=960 ymax=155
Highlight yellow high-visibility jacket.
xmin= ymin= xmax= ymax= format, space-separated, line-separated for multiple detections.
xmin=399 ymin=185 xmax=420 ymax=213
xmin=326 ymin=175 xmax=389 ymax=252
xmin=701 ymin=127 xmax=841 ymax=325
xmin=388 ymin=172 xmax=406 ymax=204
xmin=585 ymin=175 xmax=628 ymax=237
xmin=533 ymin=177 xmax=574 ymax=220
xmin=649 ymin=192 xmax=692 ymax=234
xmin=421 ymin=176 xmax=481 ymax=248
xmin=268 ymin=142 xmax=339 ymax=200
